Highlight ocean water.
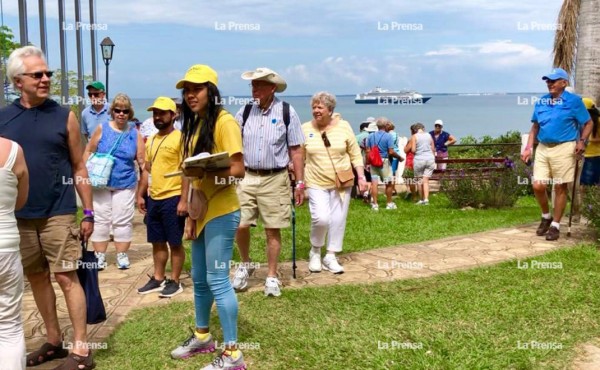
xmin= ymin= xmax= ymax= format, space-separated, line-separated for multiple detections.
xmin=131 ymin=94 xmax=541 ymax=140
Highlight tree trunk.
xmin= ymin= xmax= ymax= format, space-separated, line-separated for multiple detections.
xmin=574 ymin=0 xmax=600 ymax=103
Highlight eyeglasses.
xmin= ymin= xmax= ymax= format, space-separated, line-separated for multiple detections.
xmin=321 ymin=132 xmax=331 ymax=147
xmin=250 ymin=81 xmax=273 ymax=88
xmin=88 ymin=92 xmax=104 ymax=97
xmin=545 ymin=79 xmax=561 ymax=85
xmin=113 ymin=108 xmax=130 ymax=115
xmin=19 ymin=71 xmax=53 ymax=79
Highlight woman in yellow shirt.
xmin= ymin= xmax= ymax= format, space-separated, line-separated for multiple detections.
xmin=169 ymin=65 xmax=247 ymax=370
xmin=581 ymin=98 xmax=600 ymax=186
xmin=302 ymin=92 xmax=367 ymax=274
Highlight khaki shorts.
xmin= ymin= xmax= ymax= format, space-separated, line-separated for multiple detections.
xmin=370 ymin=159 xmax=393 ymax=183
xmin=237 ymin=170 xmax=291 ymax=228
xmin=533 ymin=141 xmax=576 ymax=184
xmin=17 ymin=214 xmax=81 ymax=275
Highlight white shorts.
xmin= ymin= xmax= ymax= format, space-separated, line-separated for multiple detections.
xmin=90 ymin=188 xmax=136 ymax=242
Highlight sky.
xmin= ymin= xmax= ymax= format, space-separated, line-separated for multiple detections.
xmin=1 ymin=0 xmax=565 ymax=98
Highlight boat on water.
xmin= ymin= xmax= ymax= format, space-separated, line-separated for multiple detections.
xmin=355 ymin=87 xmax=431 ymax=105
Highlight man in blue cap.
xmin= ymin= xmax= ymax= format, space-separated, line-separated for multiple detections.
xmin=81 ymin=81 xmax=110 ymax=143
xmin=521 ymin=67 xmax=592 ymax=241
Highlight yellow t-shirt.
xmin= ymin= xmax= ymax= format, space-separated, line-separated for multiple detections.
xmin=146 ymin=130 xmax=183 ymax=200
xmin=189 ymin=110 xmax=243 ymax=236
xmin=302 ymin=119 xmax=363 ymax=190
xmin=585 ymin=130 xmax=600 ymax=157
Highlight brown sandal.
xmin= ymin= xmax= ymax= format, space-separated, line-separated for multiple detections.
xmin=26 ymin=342 xmax=68 ymax=366
xmin=52 ymin=352 xmax=96 ymax=370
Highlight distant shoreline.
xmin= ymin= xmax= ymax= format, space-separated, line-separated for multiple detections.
xmin=132 ymin=92 xmax=547 ymax=99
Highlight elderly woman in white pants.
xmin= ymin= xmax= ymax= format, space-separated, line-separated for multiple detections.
xmin=0 ymin=138 xmax=29 ymax=370
xmin=302 ymin=92 xmax=367 ymax=273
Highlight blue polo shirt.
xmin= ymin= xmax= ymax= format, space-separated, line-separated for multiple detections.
xmin=81 ymin=104 xmax=110 ymax=138
xmin=531 ymin=91 xmax=590 ymax=143
xmin=366 ymin=130 xmax=394 ymax=159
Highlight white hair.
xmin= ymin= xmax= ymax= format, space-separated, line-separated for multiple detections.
xmin=6 ymin=46 xmax=47 ymax=89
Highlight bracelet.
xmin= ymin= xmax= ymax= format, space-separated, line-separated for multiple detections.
xmin=296 ymin=182 xmax=305 ymax=190
xmin=82 ymin=216 xmax=95 ymax=223
xmin=83 ymin=209 xmax=94 ymax=217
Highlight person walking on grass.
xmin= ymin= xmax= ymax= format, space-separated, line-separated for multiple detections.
xmin=365 ymin=117 xmax=403 ymax=210
xmin=0 ymin=45 xmax=95 ymax=370
xmin=521 ymin=67 xmax=592 ymax=241
xmin=136 ymin=97 xmax=188 ymax=298
xmin=302 ymin=92 xmax=367 ymax=274
xmin=410 ymin=123 xmax=436 ymax=205
xmin=231 ymin=67 xmax=305 ymax=297
xmin=170 ymin=64 xmax=247 ymax=370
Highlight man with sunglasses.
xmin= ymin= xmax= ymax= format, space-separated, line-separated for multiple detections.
xmin=0 ymin=46 xmax=95 ymax=369
xmin=81 ymin=81 xmax=109 ymax=143
xmin=522 ymin=67 xmax=592 ymax=241
xmin=232 ymin=67 xmax=305 ymax=297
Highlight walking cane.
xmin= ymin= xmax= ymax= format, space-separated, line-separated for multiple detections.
xmin=567 ymin=159 xmax=580 ymax=237
xmin=291 ymin=178 xmax=297 ymax=279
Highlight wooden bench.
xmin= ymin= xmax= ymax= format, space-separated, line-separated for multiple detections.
xmin=430 ymin=158 xmax=508 ymax=181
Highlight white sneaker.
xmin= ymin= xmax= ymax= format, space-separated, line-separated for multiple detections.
xmin=116 ymin=252 xmax=130 ymax=269
xmin=371 ymin=203 xmax=379 ymax=211
xmin=95 ymin=252 xmax=106 ymax=270
xmin=322 ymin=254 xmax=344 ymax=274
xmin=309 ymin=250 xmax=322 ymax=272
xmin=416 ymin=200 xmax=424 ymax=205
xmin=422 ymin=199 xmax=429 ymax=205
xmin=386 ymin=202 xmax=397 ymax=210
xmin=231 ymin=264 xmax=253 ymax=291
xmin=264 ymin=277 xmax=282 ymax=297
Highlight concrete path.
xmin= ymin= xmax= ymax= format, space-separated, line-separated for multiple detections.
xmin=22 ymin=214 xmax=596 ymax=369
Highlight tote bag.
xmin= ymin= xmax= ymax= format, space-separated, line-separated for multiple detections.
xmin=76 ymin=241 xmax=107 ymax=324
xmin=86 ymin=130 xmax=128 ymax=188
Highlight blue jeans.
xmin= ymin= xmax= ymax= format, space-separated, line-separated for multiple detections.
xmin=191 ymin=210 xmax=240 ymax=344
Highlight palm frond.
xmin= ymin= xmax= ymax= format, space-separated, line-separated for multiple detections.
xmin=552 ymin=0 xmax=581 ymax=74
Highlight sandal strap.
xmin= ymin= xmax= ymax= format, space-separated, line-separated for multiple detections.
xmin=26 ymin=342 xmax=68 ymax=366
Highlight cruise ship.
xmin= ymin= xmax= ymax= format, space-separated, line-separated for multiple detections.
xmin=355 ymin=87 xmax=431 ymax=105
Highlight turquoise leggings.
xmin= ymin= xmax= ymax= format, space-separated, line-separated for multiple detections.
xmin=192 ymin=210 xmax=240 ymax=344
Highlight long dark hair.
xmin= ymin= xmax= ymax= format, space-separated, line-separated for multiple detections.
xmin=589 ymin=107 xmax=600 ymax=139
xmin=181 ymin=82 xmax=223 ymax=158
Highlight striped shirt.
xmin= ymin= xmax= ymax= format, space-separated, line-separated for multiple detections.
xmin=235 ymin=97 xmax=304 ymax=169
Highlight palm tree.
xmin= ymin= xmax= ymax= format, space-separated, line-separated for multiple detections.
xmin=553 ymin=0 xmax=600 ymax=102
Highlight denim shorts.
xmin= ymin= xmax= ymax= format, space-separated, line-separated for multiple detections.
xmin=147 ymin=195 xmax=186 ymax=246
xmin=580 ymin=156 xmax=600 ymax=185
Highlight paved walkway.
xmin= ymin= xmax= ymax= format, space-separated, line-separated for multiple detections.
xmin=22 ymin=214 xmax=597 ymax=369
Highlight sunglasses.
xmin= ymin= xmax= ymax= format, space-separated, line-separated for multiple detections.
xmin=88 ymin=92 xmax=103 ymax=97
xmin=20 ymin=71 xmax=53 ymax=79
xmin=113 ymin=108 xmax=130 ymax=115
xmin=321 ymin=132 xmax=331 ymax=147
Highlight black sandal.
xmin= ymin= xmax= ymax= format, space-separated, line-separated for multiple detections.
xmin=52 ymin=352 xmax=96 ymax=370
xmin=26 ymin=342 xmax=69 ymax=366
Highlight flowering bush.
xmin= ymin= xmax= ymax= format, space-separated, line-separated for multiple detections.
xmin=442 ymin=157 xmax=524 ymax=208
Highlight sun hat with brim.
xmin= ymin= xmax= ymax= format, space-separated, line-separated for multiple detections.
xmin=434 ymin=119 xmax=444 ymax=127
xmin=361 ymin=116 xmax=376 ymax=124
xmin=86 ymin=81 xmax=105 ymax=91
xmin=366 ymin=122 xmax=378 ymax=132
xmin=542 ymin=67 xmax=569 ymax=81
xmin=241 ymin=67 xmax=287 ymax=93
xmin=147 ymin=96 xmax=177 ymax=113
xmin=175 ymin=65 xmax=218 ymax=89
xmin=583 ymin=97 xmax=596 ymax=110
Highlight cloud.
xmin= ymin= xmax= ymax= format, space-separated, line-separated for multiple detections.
xmin=425 ymin=47 xmax=464 ymax=56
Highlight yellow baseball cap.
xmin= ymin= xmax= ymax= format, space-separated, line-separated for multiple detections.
xmin=175 ymin=64 xmax=218 ymax=89
xmin=583 ymin=97 xmax=596 ymax=110
xmin=146 ymin=96 xmax=177 ymax=113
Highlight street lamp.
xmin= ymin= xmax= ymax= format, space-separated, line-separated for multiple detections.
xmin=100 ymin=37 xmax=115 ymax=100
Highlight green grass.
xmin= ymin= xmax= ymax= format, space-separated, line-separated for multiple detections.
xmin=235 ymin=194 xmax=539 ymax=263
xmin=95 ymin=245 xmax=600 ymax=369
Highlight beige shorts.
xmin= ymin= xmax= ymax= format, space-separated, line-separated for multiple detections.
xmin=237 ymin=171 xmax=291 ymax=228
xmin=533 ymin=141 xmax=576 ymax=184
xmin=370 ymin=159 xmax=393 ymax=183
xmin=17 ymin=214 xmax=81 ymax=275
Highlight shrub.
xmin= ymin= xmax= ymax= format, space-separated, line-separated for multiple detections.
xmin=582 ymin=185 xmax=600 ymax=235
xmin=441 ymin=157 xmax=522 ymax=208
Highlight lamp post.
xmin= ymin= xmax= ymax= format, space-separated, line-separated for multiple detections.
xmin=100 ymin=37 xmax=114 ymax=100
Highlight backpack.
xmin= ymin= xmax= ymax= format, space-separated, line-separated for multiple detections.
xmin=368 ymin=133 xmax=385 ymax=167
xmin=242 ymin=101 xmax=290 ymax=144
